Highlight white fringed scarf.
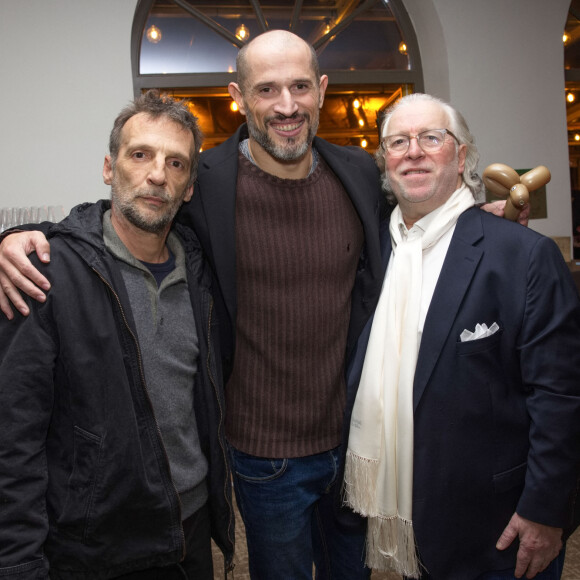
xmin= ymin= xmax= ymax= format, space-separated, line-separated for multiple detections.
xmin=344 ymin=185 xmax=474 ymax=578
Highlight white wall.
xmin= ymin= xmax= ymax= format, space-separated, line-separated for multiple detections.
xmin=405 ymin=0 xmax=572 ymax=240
xmin=0 ymin=0 xmax=574 ymax=242
xmin=0 ymin=0 xmax=138 ymax=214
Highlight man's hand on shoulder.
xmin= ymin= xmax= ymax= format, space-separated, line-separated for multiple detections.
xmin=496 ymin=512 xmax=563 ymax=579
xmin=481 ymin=200 xmax=530 ymax=227
xmin=0 ymin=231 xmax=51 ymax=319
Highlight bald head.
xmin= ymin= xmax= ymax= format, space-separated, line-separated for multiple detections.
xmin=236 ymin=30 xmax=320 ymax=94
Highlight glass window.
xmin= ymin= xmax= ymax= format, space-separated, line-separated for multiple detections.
xmin=139 ymin=0 xmax=411 ymax=75
xmin=564 ymin=0 xmax=580 ymax=258
xmin=132 ymin=0 xmax=422 ymax=150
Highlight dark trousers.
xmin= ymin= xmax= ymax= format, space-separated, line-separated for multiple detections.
xmin=115 ymin=502 xmax=213 ymax=580
xmin=411 ymin=547 xmax=566 ymax=580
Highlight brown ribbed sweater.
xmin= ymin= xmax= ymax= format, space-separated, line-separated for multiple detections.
xmin=225 ymin=153 xmax=364 ymax=458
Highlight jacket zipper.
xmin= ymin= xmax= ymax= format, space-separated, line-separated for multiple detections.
xmin=92 ymin=267 xmax=186 ymax=559
xmin=206 ymin=297 xmax=236 ymax=577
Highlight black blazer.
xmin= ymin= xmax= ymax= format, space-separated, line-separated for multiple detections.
xmin=177 ymin=125 xmax=385 ymax=528
xmin=180 ymin=124 xmax=385 ymax=382
xmin=347 ymin=206 xmax=580 ymax=579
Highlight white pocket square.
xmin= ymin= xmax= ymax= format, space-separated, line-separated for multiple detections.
xmin=460 ymin=322 xmax=499 ymax=342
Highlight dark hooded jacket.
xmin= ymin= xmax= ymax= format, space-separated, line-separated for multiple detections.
xmin=0 ymin=200 xmax=234 ymax=579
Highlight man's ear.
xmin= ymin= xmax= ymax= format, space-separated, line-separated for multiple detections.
xmin=228 ymin=82 xmax=246 ymax=116
xmin=318 ymin=75 xmax=329 ymax=108
xmin=457 ymin=144 xmax=467 ymax=175
xmin=103 ymin=155 xmax=114 ymax=185
xmin=183 ymin=184 xmax=194 ymax=203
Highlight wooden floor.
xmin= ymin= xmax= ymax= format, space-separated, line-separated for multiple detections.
xmin=212 ymin=499 xmax=580 ymax=579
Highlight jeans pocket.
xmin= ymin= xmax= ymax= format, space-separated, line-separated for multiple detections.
xmin=229 ymin=447 xmax=288 ymax=483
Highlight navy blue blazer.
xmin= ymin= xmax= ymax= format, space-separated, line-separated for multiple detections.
xmin=347 ymin=206 xmax=580 ymax=579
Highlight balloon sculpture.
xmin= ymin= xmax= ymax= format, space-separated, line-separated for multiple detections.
xmin=482 ymin=164 xmax=551 ymax=221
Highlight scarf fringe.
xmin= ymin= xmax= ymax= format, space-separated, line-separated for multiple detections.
xmin=343 ymin=450 xmax=380 ymax=515
xmin=344 ymin=451 xmax=422 ymax=578
xmin=366 ymin=515 xmax=422 ymax=578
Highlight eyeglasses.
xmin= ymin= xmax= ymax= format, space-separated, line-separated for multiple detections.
xmin=380 ymin=129 xmax=459 ymax=156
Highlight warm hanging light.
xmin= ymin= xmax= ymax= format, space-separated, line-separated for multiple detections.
xmin=575 ymin=134 xmax=580 ymax=142
xmin=353 ymin=98 xmax=361 ymax=109
xmin=568 ymin=93 xmax=576 ymax=103
xmin=358 ymin=119 xmax=365 ymax=127
xmin=230 ymin=102 xmax=239 ymax=112
xmin=564 ymin=33 xmax=570 ymax=44
xmin=236 ymin=24 xmax=250 ymax=41
xmin=146 ymin=25 xmax=162 ymax=44
xmin=398 ymin=41 xmax=408 ymax=55
xmin=361 ymin=138 xmax=368 ymax=148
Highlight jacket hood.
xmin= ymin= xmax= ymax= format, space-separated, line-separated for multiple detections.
xmin=49 ymin=199 xmax=110 ymax=252
xmin=49 ymin=198 xmax=209 ymax=294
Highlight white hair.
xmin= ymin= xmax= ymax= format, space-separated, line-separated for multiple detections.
xmin=375 ymin=93 xmax=485 ymax=204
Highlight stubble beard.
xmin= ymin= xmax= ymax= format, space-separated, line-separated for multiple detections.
xmin=245 ymin=109 xmax=318 ymax=162
xmin=111 ymin=176 xmax=183 ymax=235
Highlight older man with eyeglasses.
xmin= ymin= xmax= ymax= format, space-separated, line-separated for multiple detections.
xmin=344 ymin=93 xmax=580 ymax=580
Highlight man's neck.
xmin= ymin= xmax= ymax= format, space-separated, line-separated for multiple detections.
xmin=399 ymin=206 xmax=427 ymax=230
xmin=248 ymin=138 xmax=313 ymax=180
xmin=399 ymin=180 xmax=465 ymax=229
xmin=110 ymin=212 xmax=170 ymax=263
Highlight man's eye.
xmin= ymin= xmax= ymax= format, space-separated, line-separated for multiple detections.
xmin=133 ymin=152 xmax=145 ymax=159
xmin=170 ymin=160 xmax=184 ymax=169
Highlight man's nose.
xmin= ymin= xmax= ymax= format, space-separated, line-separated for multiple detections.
xmin=406 ymin=136 xmax=425 ymax=158
xmin=273 ymin=88 xmax=299 ymax=117
xmin=148 ymin=158 xmax=167 ymax=185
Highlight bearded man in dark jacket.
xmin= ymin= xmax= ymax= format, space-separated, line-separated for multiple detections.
xmin=0 ymin=91 xmax=234 ymax=579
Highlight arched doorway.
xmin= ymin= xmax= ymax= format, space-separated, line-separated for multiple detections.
xmin=131 ymin=0 xmax=423 ymax=151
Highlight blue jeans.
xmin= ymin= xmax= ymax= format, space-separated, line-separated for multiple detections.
xmin=229 ymin=445 xmax=370 ymax=580
xmin=475 ymin=548 xmax=566 ymax=580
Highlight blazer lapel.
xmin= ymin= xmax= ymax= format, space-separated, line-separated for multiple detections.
xmin=315 ymin=137 xmax=385 ymax=351
xmin=196 ymin=127 xmax=245 ymax=324
xmin=314 ymin=137 xmax=380 ymax=229
xmin=413 ymin=208 xmax=484 ymax=409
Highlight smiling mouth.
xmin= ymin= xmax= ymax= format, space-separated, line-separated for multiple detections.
xmin=403 ymin=169 xmax=428 ymax=175
xmin=269 ymin=118 xmax=305 ymax=133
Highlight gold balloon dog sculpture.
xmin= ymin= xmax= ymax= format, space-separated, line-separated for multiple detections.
xmin=482 ymin=164 xmax=551 ymax=221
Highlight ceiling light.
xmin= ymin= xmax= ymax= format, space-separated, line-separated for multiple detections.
xmin=236 ymin=24 xmax=250 ymax=41
xmin=146 ymin=25 xmax=162 ymax=44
